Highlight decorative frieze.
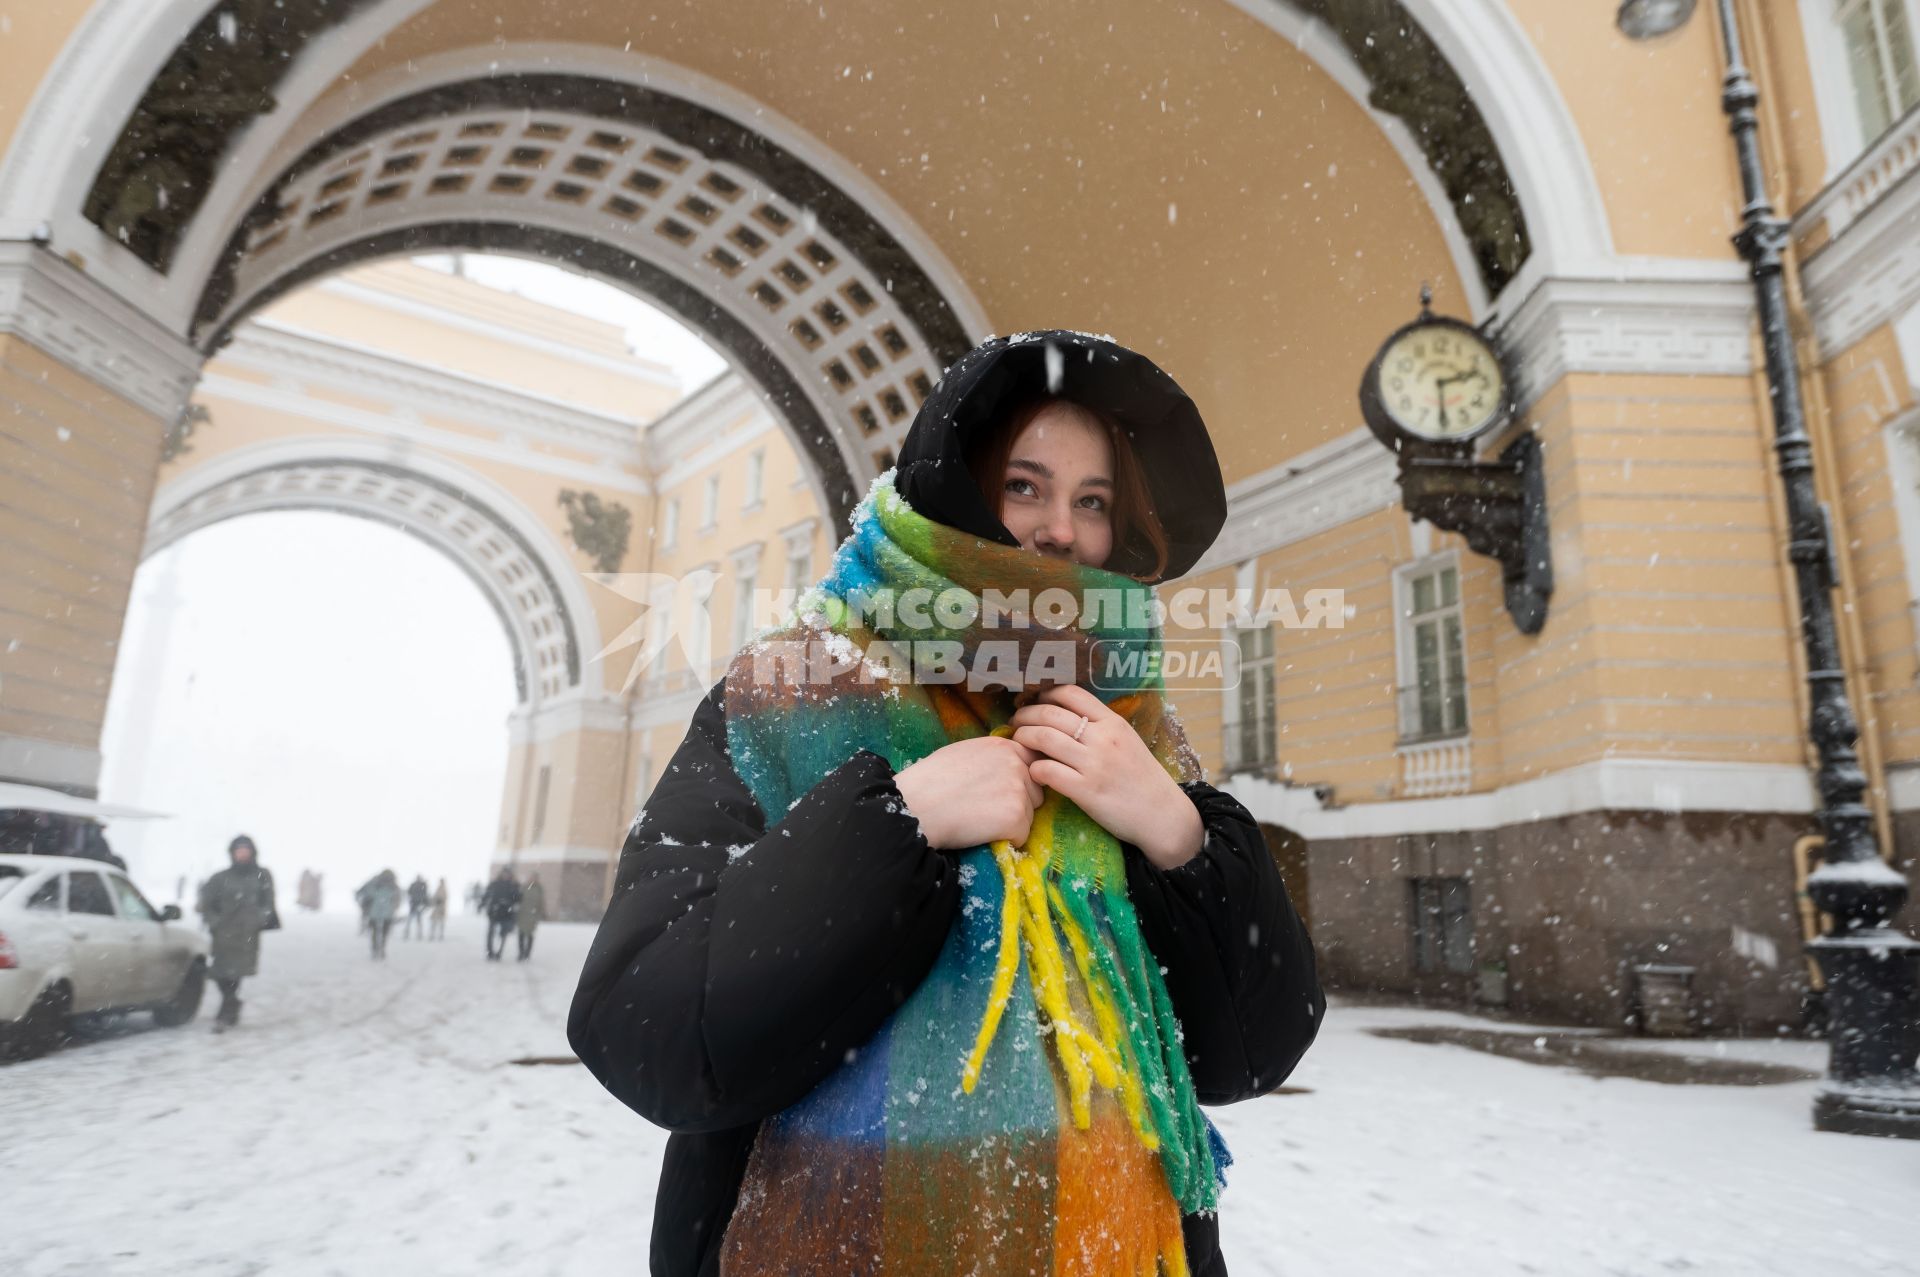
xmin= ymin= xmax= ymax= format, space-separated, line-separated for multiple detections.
xmin=0 ymin=241 xmax=200 ymax=421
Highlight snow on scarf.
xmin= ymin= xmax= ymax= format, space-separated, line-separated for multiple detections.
xmin=718 ymin=473 xmax=1224 ymax=1276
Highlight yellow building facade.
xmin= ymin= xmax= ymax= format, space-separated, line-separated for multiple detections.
xmin=3 ymin=0 xmax=1918 ymax=1027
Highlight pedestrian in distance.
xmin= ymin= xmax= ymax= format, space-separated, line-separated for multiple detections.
xmin=198 ymin=834 xmax=279 ymax=1033
xmin=429 ymin=877 xmax=449 ymax=941
xmin=481 ymin=867 xmax=520 ymax=961
xmin=403 ymin=874 xmax=430 ymax=940
xmin=363 ymin=869 xmax=401 ymax=960
xmin=569 ymin=332 xmax=1324 ymax=1277
xmin=353 ymin=872 xmax=379 ymax=936
xmin=515 ymin=873 xmax=545 ymax=961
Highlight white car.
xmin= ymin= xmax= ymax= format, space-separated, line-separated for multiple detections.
xmin=0 ymin=853 xmax=209 ymax=1058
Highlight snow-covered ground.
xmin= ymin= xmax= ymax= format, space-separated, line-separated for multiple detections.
xmin=1 ymin=913 xmax=1914 ymax=1276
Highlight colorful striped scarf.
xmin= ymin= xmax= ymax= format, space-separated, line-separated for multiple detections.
xmin=718 ymin=474 xmax=1225 ymax=1276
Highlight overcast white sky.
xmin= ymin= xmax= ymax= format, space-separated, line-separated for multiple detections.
xmin=97 ymin=257 xmax=724 ymax=910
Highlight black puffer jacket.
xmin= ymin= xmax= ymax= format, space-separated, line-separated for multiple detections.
xmin=569 ymin=332 xmax=1325 ymax=1276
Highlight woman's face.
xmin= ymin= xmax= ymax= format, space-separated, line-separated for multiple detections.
xmin=993 ymin=402 xmax=1115 ymax=569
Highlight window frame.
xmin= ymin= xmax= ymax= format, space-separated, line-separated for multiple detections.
xmin=1409 ymin=875 xmax=1475 ymax=976
xmin=1228 ymin=621 xmax=1277 ymax=773
xmin=1799 ymin=0 xmax=1920 ymax=177
xmin=744 ymin=448 xmax=766 ymax=511
xmin=65 ymin=870 xmax=116 ymax=917
xmin=661 ymin=496 xmax=680 ymax=551
xmin=1392 ymin=552 xmax=1470 ymax=745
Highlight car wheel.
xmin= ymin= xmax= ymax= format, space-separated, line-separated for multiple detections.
xmin=152 ymin=958 xmax=207 ymax=1028
xmin=4 ymin=982 xmax=73 ymax=1061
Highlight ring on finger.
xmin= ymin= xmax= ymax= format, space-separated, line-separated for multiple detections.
xmin=1072 ymin=714 xmax=1089 ymax=742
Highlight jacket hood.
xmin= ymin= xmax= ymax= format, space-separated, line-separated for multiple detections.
xmin=893 ymin=330 xmax=1227 ymax=580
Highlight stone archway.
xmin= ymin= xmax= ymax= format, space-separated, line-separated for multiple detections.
xmin=187 ymin=75 xmax=980 ymax=527
xmin=144 ymin=437 xmax=601 ymax=709
xmin=0 ymin=0 xmax=1625 ymax=920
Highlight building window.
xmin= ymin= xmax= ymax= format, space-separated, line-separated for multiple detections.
xmin=701 ymin=475 xmax=720 ymax=531
xmin=1226 ymin=623 xmax=1276 ymax=771
xmin=745 ymin=449 xmax=766 ymax=509
xmin=661 ymin=497 xmax=679 ymax=551
xmin=1396 ymin=558 xmax=1467 ymax=742
xmin=1409 ymin=876 xmax=1474 ymax=975
xmin=785 ymin=539 xmax=812 ymax=592
xmin=731 ymin=558 xmax=759 ymax=648
xmin=1840 ymin=0 xmax=1920 ymax=141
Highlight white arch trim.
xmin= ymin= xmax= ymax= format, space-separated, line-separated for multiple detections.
xmin=145 ymin=433 xmax=611 ymax=706
xmin=0 ymin=0 xmax=439 ymax=319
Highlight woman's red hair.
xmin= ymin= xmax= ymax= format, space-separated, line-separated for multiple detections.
xmin=964 ymin=396 xmax=1172 ymax=584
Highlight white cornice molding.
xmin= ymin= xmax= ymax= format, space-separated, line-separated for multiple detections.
xmin=632 ymin=684 xmax=707 ymax=731
xmin=0 ymin=241 xmax=200 ymax=422
xmin=505 ymin=693 xmax=634 ymax=745
xmin=312 ymin=276 xmax=679 ymax=391
xmin=728 ymin=541 xmax=766 ymax=573
xmin=1189 ymin=265 xmax=1759 ymax=576
xmin=194 ymin=368 xmax=652 ymax=497
xmin=1494 ymin=269 xmax=1756 ymax=409
xmin=645 ymin=374 xmax=758 ymax=469
xmin=1798 ymin=154 xmax=1920 ymax=358
xmin=655 ymin=411 xmax=779 ymax=494
xmin=1188 ymin=429 xmax=1399 ymax=577
xmin=779 ymin=515 xmax=820 ymax=550
xmin=224 ymin=322 xmax=647 ymax=460
xmin=1222 ymin=756 xmax=1818 ymax=842
xmin=0 ymin=732 xmax=102 ymax=796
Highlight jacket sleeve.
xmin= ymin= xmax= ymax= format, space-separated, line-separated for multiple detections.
xmin=1123 ymin=780 xmax=1325 ymax=1105
xmin=569 ymin=678 xmax=961 ymax=1133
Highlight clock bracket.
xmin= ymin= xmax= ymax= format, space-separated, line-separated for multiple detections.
xmin=1398 ymin=431 xmax=1553 ymax=635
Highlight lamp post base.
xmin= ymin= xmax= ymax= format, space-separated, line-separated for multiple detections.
xmin=1814 ymin=1078 xmax=1920 ymax=1139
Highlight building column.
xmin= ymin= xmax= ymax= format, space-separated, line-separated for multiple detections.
xmin=0 ymin=241 xmax=198 ymax=796
xmin=493 ymin=690 xmax=634 ymax=921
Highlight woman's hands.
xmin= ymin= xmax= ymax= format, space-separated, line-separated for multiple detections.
xmin=893 ymin=735 xmax=1045 ymax=851
xmin=1010 ymin=684 xmax=1205 ymax=870
xmin=893 ymin=686 xmax=1205 ymax=869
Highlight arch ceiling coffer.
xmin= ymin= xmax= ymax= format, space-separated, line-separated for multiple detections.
xmin=195 ymin=85 xmax=961 ymax=502
xmin=145 ymin=457 xmax=583 ymax=705
xmin=84 ymin=1 xmax=1534 ymax=304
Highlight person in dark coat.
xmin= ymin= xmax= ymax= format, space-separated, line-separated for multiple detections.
xmin=363 ymin=869 xmax=401 ymax=960
xmin=197 ymin=834 xmax=278 ymax=1032
xmin=403 ymin=874 xmax=431 ymax=940
xmin=480 ymin=867 xmax=521 ymax=961
xmin=569 ymin=332 xmax=1324 ymax=1277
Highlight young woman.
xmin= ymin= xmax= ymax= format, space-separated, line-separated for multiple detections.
xmin=571 ymin=331 xmax=1323 ymax=1276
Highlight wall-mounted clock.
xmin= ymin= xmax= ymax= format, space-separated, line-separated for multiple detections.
xmin=1359 ymin=295 xmax=1515 ymax=454
xmin=1357 ymin=286 xmax=1550 ymax=635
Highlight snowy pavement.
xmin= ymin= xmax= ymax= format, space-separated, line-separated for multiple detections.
xmin=1 ymin=912 xmax=1915 ymax=1276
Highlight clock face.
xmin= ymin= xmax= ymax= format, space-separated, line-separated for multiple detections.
xmin=1375 ymin=323 xmax=1506 ymax=441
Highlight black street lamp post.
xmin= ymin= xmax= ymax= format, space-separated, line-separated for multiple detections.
xmin=1709 ymin=0 xmax=1920 ymax=1136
